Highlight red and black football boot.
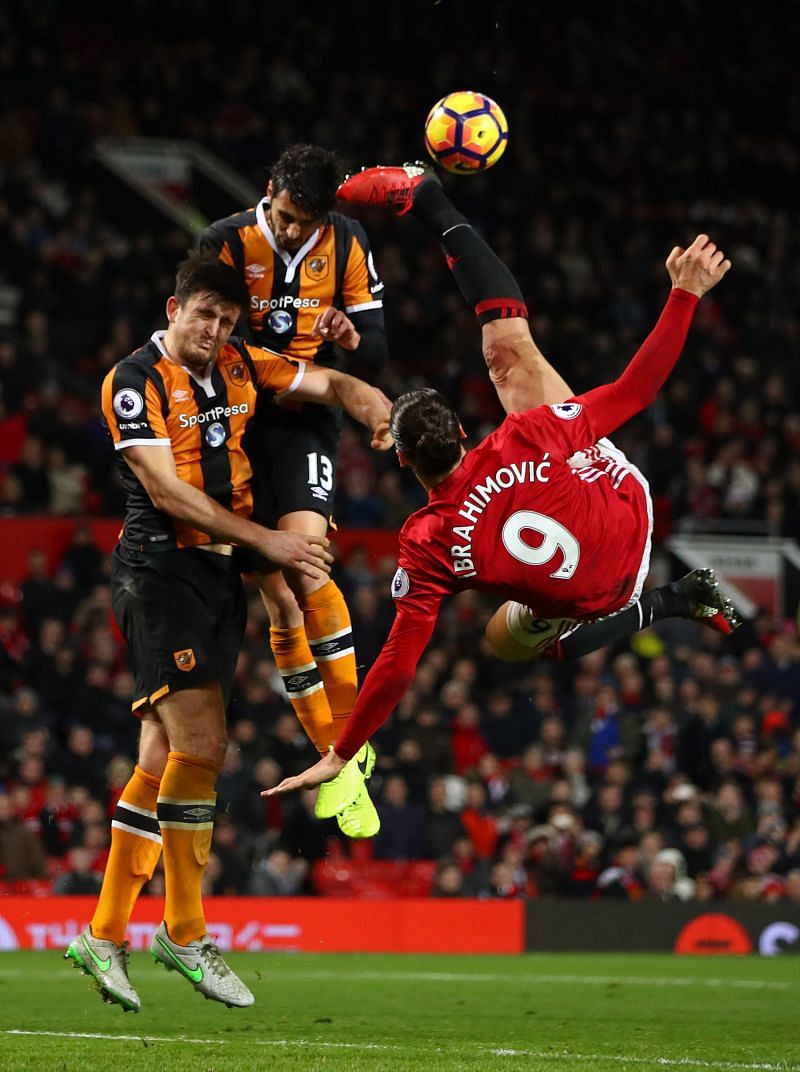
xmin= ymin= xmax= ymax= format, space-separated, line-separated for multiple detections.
xmin=673 ymin=568 xmax=743 ymax=635
xmin=336 ymin=162 xmax=440 ymax=216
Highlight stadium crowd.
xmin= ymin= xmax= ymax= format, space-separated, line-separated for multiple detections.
xmin=1 ymin=2 xmax=800 ymax=901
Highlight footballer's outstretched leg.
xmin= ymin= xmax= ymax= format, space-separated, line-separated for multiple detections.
xmin=486 ymin=568 xmax=743 ymax=662
xmin=339 ymin=164 xmax=572 ymax=412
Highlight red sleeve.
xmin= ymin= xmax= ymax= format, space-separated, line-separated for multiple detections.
xmin=573 ymin=288 xmax=698 ymax=440
xmin=334 ymin=594 xmax=441 ymax=761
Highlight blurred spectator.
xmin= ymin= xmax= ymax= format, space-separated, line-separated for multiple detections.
xmin=596 ymin=841 xmax=645 ymax=900
xmin=53 ymin=725 xmax=106 ymax=798
xmin=583 ymin=783 xmax=628 ymax=846
xmin=47 ymin=446 xmax=87 ymax=514
xmin=708 ymin=781 xmax=755 ymax=844
xmin=11 ymin=437 xmax=50 ymax=511
xmin=248 ymin=848 xmax=307 ymax=897
xmin=276 ymin=790 xmax=337 ymax=873
xmin=20 ymin=549 xmax=61 ymax=636
xmin=215 ymin=742 xmax=259 ymax=828
xmin=430 ymin=859 xmax=468 ymax=898
xmin=489 ymin=859 xmax=526 ymax=899
xmin=0 ymin=792 xmax=47 ymax=880
xmin=422 ymin=777 xmax=467 ymax=860
xmin=450 ymin=704 xmax=489 ymax=776
xmin=460 ymin=780 xmax=500 ymax=861
xmin=60 ymin=525 xmax=105 ymax=596
xmin=373 ymin=774 xmax=426 ymax=860
xmin=52 ymin=846 xmax=102 ymax=895
xmin=679 ymin=824 xmax=715 ymax=879
xmin=567 ymin=829 xmax=604 ymax=897
xmin=647 ymin=848 xmax=696 ymax=902
xmin=571 ymin=685 xmax=642 ymax=776
xmin=208 ymin=815 xmax=251 ymax=896
xmin=507 ymin=744 xmax=555 ymax=813
xmin=677 ymin=692 xmax=727 ymax=791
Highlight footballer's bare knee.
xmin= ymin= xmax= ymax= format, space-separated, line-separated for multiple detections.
xmin=481 ymin=319 xmax=539 ymax=381
xmin=485 ymin=602 xmax=538 ymax=662
xmin=482 ymin=320 xmax=573 ymax=410
xmin=485 ymin=602 xmax=569 ymax=662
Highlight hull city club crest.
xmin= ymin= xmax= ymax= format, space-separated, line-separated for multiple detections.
xmin=305 ymin=255 xmax=329 ymax=281
xmin=173 ymin=648 xmax=196 ymax=671
xmin=224 ymin=362 xmax=247 ymax=386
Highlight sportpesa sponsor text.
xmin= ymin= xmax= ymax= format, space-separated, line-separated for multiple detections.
xmin=250 ymin=295 xmax=321 ymax=312
xmin=179 ymin=403 xmax=250 ymax=429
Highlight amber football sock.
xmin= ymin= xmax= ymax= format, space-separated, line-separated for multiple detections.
xmin=301 ymin=580 xmax=358 ymax=738
xmin=157 ymin=752 xmax=219 ymax=947
xmin=91 ymin=765 xmax=162 ymax=945
xmin=270 ymin=624 xmax=334 ymax=754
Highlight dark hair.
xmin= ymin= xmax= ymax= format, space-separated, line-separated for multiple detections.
xmin=269 ymin=144 xmax=343 ymax=219
xmin=174 ymin=252 xmax=250 ymax=310
xmin=389 ymin=388 xmax=462 ymax=479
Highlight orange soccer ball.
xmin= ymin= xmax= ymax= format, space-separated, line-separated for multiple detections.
xmin=424 ymin=91 xmax=509 ymax=174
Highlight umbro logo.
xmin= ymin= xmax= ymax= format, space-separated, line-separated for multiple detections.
xmin=182 ymin=806 xmax=215 ymax=822
xmin=314 ymin=642 xmax=339 ymax=656
xmin=172 ymin=389 xmax=190 ymax=402
xmin=286 ymin=674 xmax=311 ymax=688
xmin=246 ymin=263 xmax=266 ymax=278
xmin=311 ymin=487 xmax=329 ymax=501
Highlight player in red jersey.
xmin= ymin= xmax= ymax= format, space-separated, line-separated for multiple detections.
xmin=265 ymin=174 xmax=734 ymax=795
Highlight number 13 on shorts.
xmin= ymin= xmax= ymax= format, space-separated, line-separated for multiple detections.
xmin=307 ymin=452 xmax=333 ymax=492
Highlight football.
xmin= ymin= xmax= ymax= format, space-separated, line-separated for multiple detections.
xmin=424 ymin=91 xmax=508 ymax=174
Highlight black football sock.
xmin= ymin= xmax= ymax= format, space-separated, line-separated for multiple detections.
xmin=558 ymin=585 xmax=693 ymax=659
xmin=409 ymin=178 xmax=466 ymax=234
xmin=411 ymin=181 xmax=527 ymax=325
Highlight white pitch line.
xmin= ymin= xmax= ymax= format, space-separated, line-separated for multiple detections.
xmin=491 ymin=1049 xmax=800 ymax=1071
xmin=0 ymin=1030 xmax=386 ymax=1051
xmin=280 ymin=969 xmax=791 ymax=991
xmin=2 ymin=1031 xmax=797 ymax=1071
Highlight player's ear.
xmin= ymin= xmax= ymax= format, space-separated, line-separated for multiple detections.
xmin=266 ymin=179 xmax=274 ymax=199
xmin=458 ymin=423 xmax=467 ymax=440
xmin=396 ymin=449 xmax=410 ymax=468
xmin=166 ymin=295 xmax=180 ymax=323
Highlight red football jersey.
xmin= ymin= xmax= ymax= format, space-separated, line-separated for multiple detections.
xmin=394 ymin=400 xmax=650 ymax=623
xmin=333 ymin=288 xmax=697 ymax=761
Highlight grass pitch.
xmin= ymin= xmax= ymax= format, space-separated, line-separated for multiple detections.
xmin=0 ymin=951 xmax=797 ymax=1071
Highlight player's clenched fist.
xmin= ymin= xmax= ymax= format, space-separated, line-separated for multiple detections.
xmin=666 ymin=233 xmax=732 ymax=298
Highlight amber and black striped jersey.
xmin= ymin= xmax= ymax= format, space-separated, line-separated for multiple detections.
xmin=199 ymin=203 xmax=385 ymax=364
xmin=101 ymin=332 xmax=304 ymax=550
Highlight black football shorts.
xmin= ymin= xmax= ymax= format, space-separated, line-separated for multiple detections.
xmin=237 ymin=399 xmax=343 ymax=574
xmin=111 ymin=542 xmax=247 ymax=714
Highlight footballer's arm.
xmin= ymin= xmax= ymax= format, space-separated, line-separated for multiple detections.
xmin=121 ymin=444 xmax=332 ymax=579
xmin=288 ymin=364 xmax=392 ymax=449
xmin=264 ymin=597 xmax=439 ymax=795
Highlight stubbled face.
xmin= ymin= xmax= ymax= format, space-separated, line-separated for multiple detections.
xmin=266 ymin=184 xmax=322 ymax=253
xmin=166 ymin=291 xmax=240 ymax=369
